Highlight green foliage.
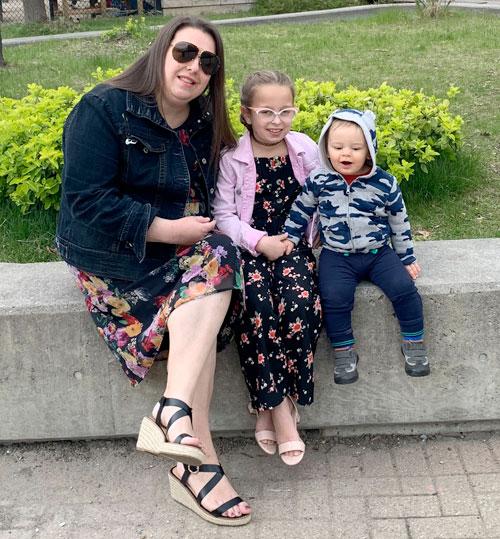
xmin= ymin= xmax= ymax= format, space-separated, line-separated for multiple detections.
xmin=84 ymin=66 xmax=123 ymax=92
xmin=253 ymin=0 xmax=362 ymax=15
xmin=101 ymin=16 xmax=148 ymax=41
xmin=0 ymin=84 xmax=80 ymax=213
xmin=0 ymin=75 xmax=462 ymax=213
xmin=230 ymin=80 xmax=463 ymax=181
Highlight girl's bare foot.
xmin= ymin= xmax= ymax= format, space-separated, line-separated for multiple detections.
xmin=255 ymin=408 xmax=276 ymax=449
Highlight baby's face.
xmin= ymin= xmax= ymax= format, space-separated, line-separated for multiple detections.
xmin=327 ymin=122 xmax=370 ymax=176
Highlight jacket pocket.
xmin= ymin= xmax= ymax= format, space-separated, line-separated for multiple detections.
xmin=122 ymin=134 xmax=167 ymax=190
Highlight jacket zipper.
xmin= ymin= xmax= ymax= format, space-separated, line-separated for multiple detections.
xmin=345 ymin=182 xmax=354 ymax=250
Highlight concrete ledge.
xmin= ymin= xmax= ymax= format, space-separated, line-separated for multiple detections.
xmin=1 ymin=238 xmax=499 ymax=442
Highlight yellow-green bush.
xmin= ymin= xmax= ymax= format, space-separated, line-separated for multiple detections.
xmin=291 ymin=80 xmax=463 ymax=180
xmin=0 ymin=77 xmax=462 ymax=213
xmin=0 ymin=84 xmax=80 ymax=213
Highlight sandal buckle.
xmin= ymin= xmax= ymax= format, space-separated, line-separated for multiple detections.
xmin=188 ymin=465 xmax=199 ymax=474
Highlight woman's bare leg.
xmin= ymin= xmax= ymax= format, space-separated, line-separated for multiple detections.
xmin=172 ymin=343 xmax=251 ymax=518
xmin=152 ymin=291 xmax=231 ymax=448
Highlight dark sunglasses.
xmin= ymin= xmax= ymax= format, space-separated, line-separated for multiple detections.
xmin=171 ymin=41 xmax=220 ymax=76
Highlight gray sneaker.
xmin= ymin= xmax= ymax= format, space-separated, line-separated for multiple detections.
xmin=401 ymin=341 xmax=430 ymax=377
xmin=333 ymin=348 xmax=359 ymax=384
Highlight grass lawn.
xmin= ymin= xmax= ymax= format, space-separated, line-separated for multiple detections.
xmin=0 ymin=0 xmax=363 ymax=39
xmin=0 ymin=9 xmax=498 ymax=262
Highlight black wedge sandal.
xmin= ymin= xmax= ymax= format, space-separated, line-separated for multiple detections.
xmin=136 ymin=397 xmax=204 ymax=466
xmin=168 ymin=464 xmax=251 ymax=526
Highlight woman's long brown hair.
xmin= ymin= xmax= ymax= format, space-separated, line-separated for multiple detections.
xmin=108 ymin=16 xmax=236 ymax=165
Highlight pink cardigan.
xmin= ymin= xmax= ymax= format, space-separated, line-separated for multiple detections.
xmin=212 ymin=131 xmax=320 ymax=256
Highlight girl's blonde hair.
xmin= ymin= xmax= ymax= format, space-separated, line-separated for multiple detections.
xmin=240 ymin=70 xmax=295 ymax=129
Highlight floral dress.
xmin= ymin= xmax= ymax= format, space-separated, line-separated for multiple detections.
xmin=71 ymin=121 xmax=242 ymax=386
xmin=235 ymin=155 xmax=322 ymax=410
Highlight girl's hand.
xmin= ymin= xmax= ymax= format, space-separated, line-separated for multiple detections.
xmin=147 ymin=216 xmax=216 ymax=245
xmin=405 ymin=262 xmax=421 ymax=280
xmin=256 ymin=233 xmax=289 ymax=261
xmin=283 ymin=239 xmax=295 ymax=255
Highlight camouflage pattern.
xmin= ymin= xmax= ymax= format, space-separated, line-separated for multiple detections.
xmin=283 ymin=167 xmax=416 ymax=264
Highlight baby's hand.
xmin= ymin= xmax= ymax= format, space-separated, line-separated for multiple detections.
xmin=405 ymin=262 xmax=421 ymax=280
xmin=283 ymin=239 xmax=295 ymax=256
xmin=256 ymin=233 xmax=288 ymax=261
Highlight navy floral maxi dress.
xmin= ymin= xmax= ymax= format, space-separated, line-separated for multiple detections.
xmin=71 ymin=120 xmax=242 ymax=386
xmin=235 ymin=155 xmax=322 ymax=411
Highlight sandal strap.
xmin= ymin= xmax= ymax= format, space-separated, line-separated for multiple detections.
xmin=155 ymin=397 xmax=193 ymax=432
xmin=196 ymin=465 xmax=225 ymax=502
xmin=179 ymin=463 xmax=226 ymax=503
xmin=173 ymin=432 xmax=191 ymax=444
xmin=178 ymin=464 xmax=245 ymax=517
xmin=212 ymin=496 xmax=244 ymax=517
xmin=180 ymin=463 xmax=224 ymax=484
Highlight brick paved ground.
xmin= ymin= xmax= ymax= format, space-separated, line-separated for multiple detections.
xmin=1 ymin=431 xmax=500 ymax=538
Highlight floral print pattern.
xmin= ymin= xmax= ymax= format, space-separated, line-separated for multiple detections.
xmin=71 ymin=233 xmax=242 ymax=386
xmin=235 ymin=155 xmax=322 ymax=410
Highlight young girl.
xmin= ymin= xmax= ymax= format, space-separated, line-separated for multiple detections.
xmin=212 ymin=71 xmax=322 ymax=465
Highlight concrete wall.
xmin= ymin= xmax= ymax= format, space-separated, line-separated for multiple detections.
xmin=1 ymin=238 xmax=499 ymax=442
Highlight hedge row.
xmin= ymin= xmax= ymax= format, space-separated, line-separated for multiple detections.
xmin=0 ymin=72 xmax=462 ymax=213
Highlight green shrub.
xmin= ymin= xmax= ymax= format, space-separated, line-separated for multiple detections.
xmin=0 ymin=84 xmax=80 ymax=213
xmin=0 ymin=77 xmax=462 ymax=213
xmin=289 ymin=80 xmax=463 ymax=180
xmin=101 ymin=16 xmax=149 ymax=41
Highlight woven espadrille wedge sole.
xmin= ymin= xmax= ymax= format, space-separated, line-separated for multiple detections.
xmin=168 ymin=465 xmax=251 ymax=526
xmin=136 ymin=397 xmax=204 ymax=466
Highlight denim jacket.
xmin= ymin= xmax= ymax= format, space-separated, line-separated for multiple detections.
xmin=56 ymin=84 xmax=216 ymax=281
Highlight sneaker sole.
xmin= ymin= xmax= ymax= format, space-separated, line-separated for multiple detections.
xmin=402 ymin=348 xmax=430 ymax=377
xmin=334 ymin=372 xmax=359 ymax=384
xmin=405 ymin=365 xmax=430 ymax=377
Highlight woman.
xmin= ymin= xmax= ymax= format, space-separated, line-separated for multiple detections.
xmin=56 ymin=16 xmax=251 ymax=526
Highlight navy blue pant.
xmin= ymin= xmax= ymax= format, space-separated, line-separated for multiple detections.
xmin=319 ymin=245 xmax=424 ymax=347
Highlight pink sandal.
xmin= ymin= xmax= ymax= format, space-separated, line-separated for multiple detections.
xmin=248 ymin=402 xmax=277 ymax=455
xmin=277 ymin=397 xmax=305 ymax=466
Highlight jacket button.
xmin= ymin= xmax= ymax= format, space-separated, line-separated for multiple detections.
xmin=201 ymin=158 xmax=207 ymax=165
xmin=143 ymin=147 xmax=149 ymax=154
xmin=209 ymin=188 xmax=215 ymax=195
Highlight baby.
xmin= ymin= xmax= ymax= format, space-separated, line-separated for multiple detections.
xmin=284 ymin=108 xmax=429 ymax=384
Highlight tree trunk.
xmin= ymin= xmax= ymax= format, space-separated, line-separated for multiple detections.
xmin=22 ymin=0 xmax=48 ymax=23
xmin=0 ymin=27 xmax=6 ymax=68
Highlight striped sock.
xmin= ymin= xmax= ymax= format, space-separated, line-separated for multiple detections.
xmin=401 ymin=330 xmax=424 ymax=342
xmin=332 ymin=338 xmax=355 ymax=350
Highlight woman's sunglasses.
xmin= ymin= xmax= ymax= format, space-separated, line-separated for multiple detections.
xmin=171 ymin=41 xmax=221 ymax=76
